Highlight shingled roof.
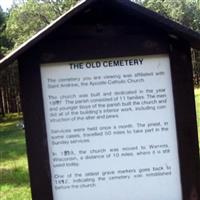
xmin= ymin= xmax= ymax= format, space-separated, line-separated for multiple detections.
xmin=0 ymin=0 xmax=200 ymax=69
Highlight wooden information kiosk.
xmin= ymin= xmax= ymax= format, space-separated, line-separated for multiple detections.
xmin=0 ymin=0 xmax=200 ymax=199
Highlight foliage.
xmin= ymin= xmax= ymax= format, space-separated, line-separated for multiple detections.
xmin=143 ymin=0 xmax=200 ymax=31
xmin=0 ymin=62 xmax=21 ymax=116
xmin=143 ymin=0 xmax=200 ymax=87
xmin=0 ymin=114 xmax=31 ymax=200
xmin=0 ymin=7 xmax=13 ymax=55
xmin=5 ymin=0 xmax=78 ymax=49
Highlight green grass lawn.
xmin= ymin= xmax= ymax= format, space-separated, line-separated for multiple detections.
xmin=0 ymin=114 xmax=31 ymax=200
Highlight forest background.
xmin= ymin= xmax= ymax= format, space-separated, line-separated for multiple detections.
xmin=0 ymin=0 xmax=200 ymax=115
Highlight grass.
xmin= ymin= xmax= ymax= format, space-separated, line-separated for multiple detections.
xmin=0 ymin=114 xmax=31 ymax=200
xmin=195 ymin=88 xmax=200 ymax=141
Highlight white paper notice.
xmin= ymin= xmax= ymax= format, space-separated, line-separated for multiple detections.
xmin=40 ymin=55 xmax=182 ymax=200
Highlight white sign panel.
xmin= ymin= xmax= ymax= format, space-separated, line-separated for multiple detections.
xmin=41 ymin=55 xmax=182 ymax=200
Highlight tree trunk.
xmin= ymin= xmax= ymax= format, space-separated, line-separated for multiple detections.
xmin=0 ymin=87 xmax=5 ymax=117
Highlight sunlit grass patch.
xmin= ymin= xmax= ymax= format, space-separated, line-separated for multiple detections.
xmin=0 ymin=185 xmax=31 ymax=200
xmin=0 ymin=114 xmax=31 ymax=200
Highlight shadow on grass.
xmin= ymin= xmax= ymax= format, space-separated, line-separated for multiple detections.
xmin=0 ymin=148 xmax=27 ymax=164
xmin=0 ymin=167 xmax=30 ymax=186
xmin=0 ymin=131 xmax=27 ymax=163
xmin=0 ymin=117 xmax=27 ymax=162
xmin=0 ymin=115 xmax=31 ymax=199
xmin=0 ymin=113 xmax=23 ymax=123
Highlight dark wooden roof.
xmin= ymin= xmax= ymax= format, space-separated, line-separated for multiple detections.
xmin=1 ymin=0 xmax=200 ymax=69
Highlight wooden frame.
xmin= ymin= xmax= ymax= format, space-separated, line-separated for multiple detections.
xmin=169 ymin=39 xmax=200 ymax=199
xmin=0 ymin=0 xmax=196 ymax=199
xmin=18 ymin=31 xmax=199 ymax=199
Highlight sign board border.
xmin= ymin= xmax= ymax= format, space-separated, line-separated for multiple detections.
xmin=18 ymin=37 xmax=199 ymax=200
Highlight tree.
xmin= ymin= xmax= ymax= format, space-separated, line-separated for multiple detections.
xmin=0 ymin=6 xmax=13 ymax=55
xmin=0 ymin=0 xmax=80 ymax=117
xmin=0 ymin=62 xmax=21 ymax=116
xmin=142 ymin=0 xmax=200 ymax=87
xmin=6 ymin=0 xmax=79 ymax=48
xmin=143 ymin=0 xmax=200 ymax=31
